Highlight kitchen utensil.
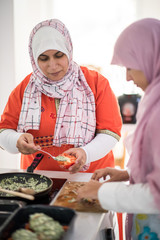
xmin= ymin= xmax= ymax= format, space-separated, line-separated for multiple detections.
xmin=27 ymin=150 xmax=76 ymax=172
xmin=0 ymin=187 xmax=34 ymax=200
xmin=27 ymin=151 xmax=56 ymax=173
xmin=19 ymin=188 xmax=35 ymax=195
xmin=39 ymin=149 xmax=56 ymax=159
xmin=27 ymin=153 xmax=44 ymax=173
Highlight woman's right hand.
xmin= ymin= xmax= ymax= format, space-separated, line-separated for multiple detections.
xmin=16 ymin=133 xmax=40 ymax=154
xmin=91 ymin=167 xmax=129 ymax=182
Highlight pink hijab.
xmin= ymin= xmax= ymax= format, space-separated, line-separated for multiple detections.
xmin=17 ymin=19 xmax=96 ymax=147
xmin=111 ymin=18 xmax=160 ymax=207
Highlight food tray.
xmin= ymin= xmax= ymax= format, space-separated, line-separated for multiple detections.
xmin=52 ymin=181 xmax=107 ymax=213
xmin=0 ymin=204 xmax=76 ymax=240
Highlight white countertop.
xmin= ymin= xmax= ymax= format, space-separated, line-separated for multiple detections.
xmin=0 ymin=168 xmax=118 ymax=240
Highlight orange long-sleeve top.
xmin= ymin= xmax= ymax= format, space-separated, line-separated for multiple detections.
xmin=0 ymin=66 xmax=122 ymax=172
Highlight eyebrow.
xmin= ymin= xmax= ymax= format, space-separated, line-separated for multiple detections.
xmin=39 ymin=51 xmax=61 ymax=57
xmin=39 ymin=54 xmax=47 ymax=57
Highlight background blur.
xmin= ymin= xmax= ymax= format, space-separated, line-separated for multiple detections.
xmin=0 ymin=0 xmax=160 ymax=169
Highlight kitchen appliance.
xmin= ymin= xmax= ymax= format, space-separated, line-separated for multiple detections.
xmin=118 ymin=93 xmax=141 ymax=123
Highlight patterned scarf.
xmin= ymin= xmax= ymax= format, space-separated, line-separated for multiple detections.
xmin=17 ymin=19 xmax=96 ymax=147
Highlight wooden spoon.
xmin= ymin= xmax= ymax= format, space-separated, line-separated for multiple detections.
xmin=19 ymin=187 xmax=35 ymax=195
xmin=0 ymin=187 xmax=35 ymax=200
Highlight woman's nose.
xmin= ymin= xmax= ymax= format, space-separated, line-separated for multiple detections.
xmin=48 ymin=58 xmax=57 ymax=68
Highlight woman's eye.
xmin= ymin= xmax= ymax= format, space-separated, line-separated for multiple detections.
xmin=56 ymin=52 xmax=64 ymax=58
xmin=38 ymin=55 xmax=48 ymax=61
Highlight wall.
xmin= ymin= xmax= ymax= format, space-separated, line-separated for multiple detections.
xmin=136 ymin=0 xmax=160 ymax=19
xmin=0 ymin=0 xmax=20 ymax=168
xmin=14 ymin=0 xmax=55 ymax=84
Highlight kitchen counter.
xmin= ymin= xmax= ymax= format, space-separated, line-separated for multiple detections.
xmin=0 ymin=169 xmax=118 ymax=240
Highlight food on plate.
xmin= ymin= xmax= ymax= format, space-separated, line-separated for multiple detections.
xmin=0 ymin=176 xmax=48 ymax=196
xmin=11 ymin=229 xmax=38 ymax=240
xmin=55 ymin=153 xmax=76 ymax=169
xmin=10 ymin=213 xmax=65 ymax=240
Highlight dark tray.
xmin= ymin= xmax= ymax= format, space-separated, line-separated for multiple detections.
xmin=0 ymin=204 xmax=76 ymax=240
xmin=0 ymin=200 xmax=25 ymax=227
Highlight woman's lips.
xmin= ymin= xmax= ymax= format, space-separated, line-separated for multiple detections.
xmin=49 ymin=71 xmax=61 ymax=76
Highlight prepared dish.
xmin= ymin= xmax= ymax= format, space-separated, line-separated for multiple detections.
xmin=55 ymin=153 xmax=76 ymax=169
xmin=11 ymin=229 xmax=38 ymax=240
xmin=0 ymin=176 xmax=48 ymax=196
xmin=10 ymin=212 xmax=65 ymax=240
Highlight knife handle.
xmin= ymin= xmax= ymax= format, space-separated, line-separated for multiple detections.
xmin=27 ymin=153 xmax=44 ymax=173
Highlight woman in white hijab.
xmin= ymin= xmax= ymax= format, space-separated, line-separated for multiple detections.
xmin=0 ymin=19 xmax=122 ymax=174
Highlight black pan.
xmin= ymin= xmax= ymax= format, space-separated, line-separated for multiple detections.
xmin=0 ymin=172 xmax=53 ymax=200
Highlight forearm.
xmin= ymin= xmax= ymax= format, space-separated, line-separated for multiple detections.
xmin=0 ymin=129 xmax=23 ymax=154
xmin=81 ymin=133 xmax=118 ymax=164
xmin=98 ymin=182 xmax=159 ymax=214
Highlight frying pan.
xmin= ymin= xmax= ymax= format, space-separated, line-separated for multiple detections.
xmin=0 ymin=154 xmax=53 ymax=200
xmin=0 ymin=172 xmax=53 ymax=200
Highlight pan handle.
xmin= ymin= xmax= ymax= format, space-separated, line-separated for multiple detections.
xmin=27 ymin=153 xmax=44 ymax=173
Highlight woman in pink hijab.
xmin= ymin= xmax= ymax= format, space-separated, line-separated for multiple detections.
xmin=77 ymin=18 xmax=160 ymax=239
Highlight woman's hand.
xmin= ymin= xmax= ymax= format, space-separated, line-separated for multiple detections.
xmin=16 ymin=133 xmax=41 ymax=154
xmin=77 ymin=180 xmax=102 ymax=200
xmin=63 ymin=147 xmax=87 ymax=174
xmin=92 ymin=167 xmax=129 ymax=182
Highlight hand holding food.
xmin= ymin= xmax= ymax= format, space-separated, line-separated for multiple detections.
xmin=62 ymin=148 xmax=87 ymax=174
xmin=91 ymin=167 xmax=130 ymax=182
xmin=16 ymin=133 xmax=41 ymax=154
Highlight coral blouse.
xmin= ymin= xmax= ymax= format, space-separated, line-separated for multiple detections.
xmin=0 ymin=66 xmax=122 ymax=173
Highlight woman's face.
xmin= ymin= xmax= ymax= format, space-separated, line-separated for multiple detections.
xmin=38 ymin=50 xmax=69 ymax=81
xmin=126 ymin=68 xmax=149 ymax=91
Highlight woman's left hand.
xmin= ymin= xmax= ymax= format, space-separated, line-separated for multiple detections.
xmin=63 ymin=148 xmax=87 ymax=174
xmin=77 ymin=180 xmax=102 ymax=200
